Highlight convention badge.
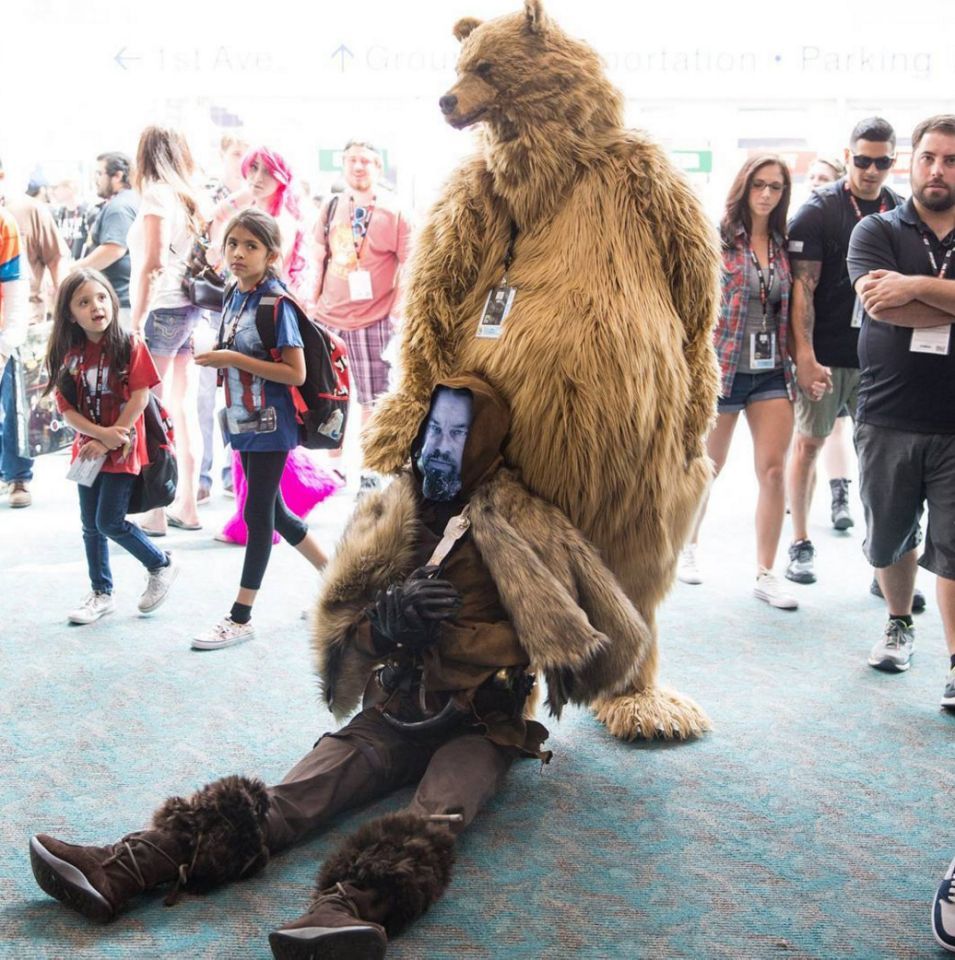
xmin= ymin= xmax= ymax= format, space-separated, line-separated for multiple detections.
xmin=909 ymin=324 xmax=951 ymax=356
xmin=476 ymin=283 xmax=516 ymax=340
xmin=851 ymin=296 xmax=865 ymax=329
xmin=347 ymin=269 xmax=373 ymax=302
xmin=67 ymin=453 xmax=107 ymax=487
xmin=255 ymin=407 xmax=278 ymax=433
xmin=749 ymin=331 xmax=776 ymax=370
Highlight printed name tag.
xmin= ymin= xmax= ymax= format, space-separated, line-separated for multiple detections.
xmin=347 ymin=269 xmax=373 ymax=302
xmin=910 ymin=324 xmax=951 ymax=356
xmin=788 ymin=240 xmax=804 ymax=253
xmin=476 ymin=284 xmax=517 ymax=340
xmin=749 ymin=331 xmax=777 ymax=370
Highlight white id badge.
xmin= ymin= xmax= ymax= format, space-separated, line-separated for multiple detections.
xmin=476 ymin=284 xmax=517 ymax=340
xmin=347 ymin=269 xmax=373 ymax=302
xmin=750 ymin=331 xmax=776 ymax=370
xmin=910 ymin=324 xmax=951 ymax=356
xmin=851 ymin=296 xmax=865 ymax=329
xmin=67 ymin=454 xmax=107 ymax=487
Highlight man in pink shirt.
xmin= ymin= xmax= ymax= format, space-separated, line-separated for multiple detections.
xmin=312 ymin=140 xmax=411 ymax=493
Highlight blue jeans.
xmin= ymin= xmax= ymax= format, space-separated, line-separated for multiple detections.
xmin=78 ymin=472 xmax=168 ymax=593
xmin=0 ymin=355 xmax=35 ymax=482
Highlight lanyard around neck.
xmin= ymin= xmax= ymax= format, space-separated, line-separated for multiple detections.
xmin=78 ymin=346 xmax=108 ymax=425
xmin=349 ymin=196 xmax=376 ymax=261
xmin=747 ymin=235 xmax=776 ymax=324
xmin=845 ymin=181 xmax=889 ymax=221
xmin=919 ymin=230 xmax=955 ymax=279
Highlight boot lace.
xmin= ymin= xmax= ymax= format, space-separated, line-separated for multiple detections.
xmin=101 ymin=832 xmax=186 ymax=900
xmin=307 ymin=881 xmax=359 ymax=917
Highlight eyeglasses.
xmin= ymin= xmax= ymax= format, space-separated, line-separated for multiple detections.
xmin=751 ymin=180 xmax=784 ymax=193
xmin=851 ymin=154 xmax=894 ymax=171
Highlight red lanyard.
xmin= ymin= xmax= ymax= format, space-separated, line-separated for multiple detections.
xmin=78 ymin=347 xmax=108 ymax=425
xmin=844 ymin=181 xmax=889 ymax=221
xmin=920 ymin=231 xmax=955 ymax=278
xmin=747 ymin=235 xmax=776 ymax=323
xmin=349 ymin=197 xmax=375 ymax=261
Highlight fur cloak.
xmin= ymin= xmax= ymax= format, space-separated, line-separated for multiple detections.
xmin=312 ymin=469 xmax=653 ymax=723
xmin=361 ymin=1 xmax=719 ymax=739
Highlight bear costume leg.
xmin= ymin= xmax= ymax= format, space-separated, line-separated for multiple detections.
xmin=29 ymin=775 xmax=270 ymax=922
xmin=268 ymin=812 xmax=455 ymax=960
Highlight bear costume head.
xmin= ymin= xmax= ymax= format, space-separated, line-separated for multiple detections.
xmin=438 ymin=0 xmax=625 ymax=227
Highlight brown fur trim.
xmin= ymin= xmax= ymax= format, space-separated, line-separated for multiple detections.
xmin=317 ymin=813 xmax=455 ymax=937
xmin=472 ymin=470 xmax=653 ymax=713
xmin=312 ymin=475 xmax=420 ymax=719
xmin=151 ymin=775 xmax=269 ymax=891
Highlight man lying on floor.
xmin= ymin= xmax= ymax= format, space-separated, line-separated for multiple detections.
xmin=29 ymin=374 xmax=652 ymax=960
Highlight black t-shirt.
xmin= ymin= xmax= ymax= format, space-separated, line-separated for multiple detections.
xmin=787 ymin=178 xmax=902 ymax=368
xmin=846 ymin=198 xmax=955 ymax=434
xmin=89 ymin=189 xmax=139 ymax=307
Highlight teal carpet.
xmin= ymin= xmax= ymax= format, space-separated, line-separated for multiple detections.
xmin=1 ymin=440 xmax=953 ymax=959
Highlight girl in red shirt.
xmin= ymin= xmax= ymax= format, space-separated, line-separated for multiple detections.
xmin=44 ymin=268 xmax=179 ymax=625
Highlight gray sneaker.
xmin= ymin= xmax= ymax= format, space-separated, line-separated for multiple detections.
xmin=867 ymin=618 xmax=914 ymax=672
xmin=68 ymin=591 xmax=116 ymax=625
xmin=829 ymin=478 xmax=854 ymax=531
xmin=785 ymin=539 xmax=816 ymax=584
xmin=942 ymin=667 xmax=955 ymax=709
xmin=137 ymin=554 xmax=179 ymax=614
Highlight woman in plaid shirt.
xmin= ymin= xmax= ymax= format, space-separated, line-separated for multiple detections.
xmin=678 ymin=155 xmax=798 ymax=610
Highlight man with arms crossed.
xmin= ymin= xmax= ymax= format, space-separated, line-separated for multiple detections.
xmin=786 ymin=118 xmax=904 ymax=590
xmin=847 ymin=114 xmax=955 ymax=707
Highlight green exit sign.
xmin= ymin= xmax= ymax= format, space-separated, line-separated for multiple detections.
xmin=671 ymin=150 xmax=713 ymax=174
xmin=319 ymin=148 xmax=390 ymax=173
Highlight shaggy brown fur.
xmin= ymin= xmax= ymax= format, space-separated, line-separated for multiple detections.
xmin=152 ymin=775 xmax=270 ymax=891
xmin=312 ymin=471 xmax=654 ymax=720
xmin=317 ymin=812 xmax=455 ymax=936
xmin=362 ymin=1 xmax=719 ymax=741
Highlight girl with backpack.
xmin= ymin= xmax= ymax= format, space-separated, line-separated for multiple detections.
xmin=211 ymin=146 xmax=338 ymax=547
xmin=192 ymin=209 xmax=329 ymax=650
xmin=44 ymin=268 xmax=179 ymax=625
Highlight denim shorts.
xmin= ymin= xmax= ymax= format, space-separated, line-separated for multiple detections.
xmin=144 ymin=306 xmax=201 ymax=358
xmin=718 ymin=369 xmax=789 ymax=414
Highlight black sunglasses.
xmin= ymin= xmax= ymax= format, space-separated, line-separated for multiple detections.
xmin=851 ymin=154 xmax=894 ymax=171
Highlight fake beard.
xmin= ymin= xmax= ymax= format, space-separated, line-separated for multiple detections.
xmin=417 ymin=453 xmax=463 ymax=501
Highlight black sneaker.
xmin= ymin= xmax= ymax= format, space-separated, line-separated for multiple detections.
xmin=785 ymin=539 xmax=816 ymax=584
xmin=829 ymin=478 xmax=854 ymax=531
xmin=869 ymin=578 xmax=927 ymax=613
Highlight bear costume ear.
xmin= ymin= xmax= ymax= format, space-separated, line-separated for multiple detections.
xmin=523 ymin=0 xmax=549 ymax=33
xmin=453 ymin=17 xmax=483 ymax=42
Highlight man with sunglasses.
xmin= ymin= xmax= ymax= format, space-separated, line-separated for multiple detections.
xmin=785 ymin=117 xmax=903 ymax=590
xmin=312 ymin=140 xmax=412 ymax=496
xmin=847 ymin=115 xmax=955 ymax=703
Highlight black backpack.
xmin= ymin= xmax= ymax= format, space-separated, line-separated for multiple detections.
xmin=128 ymin=393 xmax=178 ymax=513
xmin=253 ymin=293 xmax=350 ymax=450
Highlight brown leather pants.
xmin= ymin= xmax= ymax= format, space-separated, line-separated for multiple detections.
xmin=264 ymin=708 xmax=516 ymax=853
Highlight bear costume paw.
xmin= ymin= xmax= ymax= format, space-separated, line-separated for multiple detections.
xmin=592 ymin=685 xmax=711 ymax=741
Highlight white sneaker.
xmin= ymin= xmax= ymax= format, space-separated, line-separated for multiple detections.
xmin=68 ymin=591 xmax=116 ymax=625
xmin=138 ymin=554 xmax=179 ymax=614
xmin=677 ymin=545 xmax=703 ymax=585
xmin=753 ymin=569 xmax=798 ymax=610
xmin=191 ymin=617 xmax=255 ymax=651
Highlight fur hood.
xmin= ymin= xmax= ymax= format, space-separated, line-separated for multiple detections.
xmin=312 ymin=468 xmax=653 ymax=722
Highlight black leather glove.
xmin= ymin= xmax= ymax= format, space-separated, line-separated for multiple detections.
xmin=367 ymin=566 xmax=462 ymax=652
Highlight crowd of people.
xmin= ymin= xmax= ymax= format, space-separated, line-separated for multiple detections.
xmin=3 ymin=109 xmax=954 ymax=955
xmin=0 ymin=128 xmax=411 ymax=649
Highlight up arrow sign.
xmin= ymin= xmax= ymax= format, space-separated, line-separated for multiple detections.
xmin=331 ymin=44 xmax=354 ymax=72
xmin=114 ymin=47 xmax=142 ymax=70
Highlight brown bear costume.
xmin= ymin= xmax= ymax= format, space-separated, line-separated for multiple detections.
xmin=363 ymin=1 xmax=721 ymax=739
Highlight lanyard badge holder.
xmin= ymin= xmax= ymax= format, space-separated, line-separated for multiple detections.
xmin=476 ymin=221 xmax=519 ymax=340
xmin=748 ymin=237 xmax=777 ymax=369
xmin=910 ymin=233 xmax=954 ymax=356
xmin=347 ymin=199 xmax=375 ymax=302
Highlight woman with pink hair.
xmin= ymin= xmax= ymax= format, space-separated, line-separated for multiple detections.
xmin=214 ymin=147 xmax=338 ymax=546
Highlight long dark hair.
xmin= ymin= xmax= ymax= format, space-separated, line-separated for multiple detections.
xmin=719 ymin=155 xmax=792 ymax=247
xmin=43 ymin=268 xmax=129 ymax=397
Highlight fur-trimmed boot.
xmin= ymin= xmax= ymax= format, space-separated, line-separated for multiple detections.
xmin=30 ymin=774 xmax=269 ymax=923
xmin=268 ymin=811 xmax=456 ymax=960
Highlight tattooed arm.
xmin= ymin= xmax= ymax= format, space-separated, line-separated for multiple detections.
xmin=789 ymin=260 xmax=832 ymax=397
